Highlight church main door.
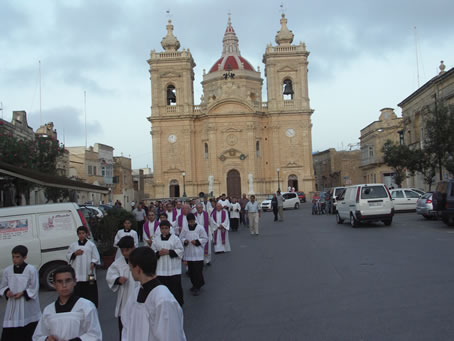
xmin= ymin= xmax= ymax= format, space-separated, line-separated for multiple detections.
xmin=227 ymin=169 xmax=241 ymax=199
xmin=169 ymin=180 xmax=180 ymax=198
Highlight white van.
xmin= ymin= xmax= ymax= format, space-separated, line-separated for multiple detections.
xmin=335 ymin=184 xmax=394 ymax=227
xmin=0 ymin=203 xmax=89 ymax=290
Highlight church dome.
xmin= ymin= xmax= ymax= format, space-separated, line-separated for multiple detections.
xmin=208 ymin=17 xmax=255 ymax=74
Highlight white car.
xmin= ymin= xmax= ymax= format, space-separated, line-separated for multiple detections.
xmin=260 ymin=192 xmax=300 ymax=211
xmin=336 ymin=184 xmax=394 ymax=227
xmin=260 ymin=195 xmax=273 ymax=211
xmin=390 ymin=188 xmax=421 ymax=211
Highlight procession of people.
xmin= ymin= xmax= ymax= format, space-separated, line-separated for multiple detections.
xmin=0 ymin=193 xmax=262 ymax=341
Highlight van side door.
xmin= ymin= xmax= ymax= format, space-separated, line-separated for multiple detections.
xmin=0 ymin=215 xmax=41 ymax=274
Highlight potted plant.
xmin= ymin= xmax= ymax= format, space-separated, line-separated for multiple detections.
xmin=96 ymin=207 xmax=136 ymax=269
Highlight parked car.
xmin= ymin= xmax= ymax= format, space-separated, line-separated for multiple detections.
xmin=260 ymin=195 xmax=273 ymax=211
xmin=432 ymin=180 xmax=454 ymax=226
xmin=416 ymin=192 xmax=436 ymax=219
xmin=336 ymin=183 xmax=394 ymax=227
xmin=390 ymin=188 xmax=421 ymax=211
xmin=297 ymin=191 xmax=306 ymax=203
xmin=79 ymin=205 xmax=104 ymax=219
xmin=0 ymin=203 xmax=90 ymax=290
xmin=260 ymin=192 xmax=300 ymax=211
xmin=282 ymin=192 xmax=300 ymax=209
xmin=410 ymin=188 xmax=426 ymax=196
xmin=331 ymin=187 xmax=346 ymax=214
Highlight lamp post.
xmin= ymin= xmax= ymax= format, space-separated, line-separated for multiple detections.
xmin=277 ymin=168 xmax=281 ymax=191
xmin=182 ymin=172 xmax=187 ymax=198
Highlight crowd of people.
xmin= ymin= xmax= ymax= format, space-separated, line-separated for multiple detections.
xmin=0 ymin=193 xmax=262 ymax=341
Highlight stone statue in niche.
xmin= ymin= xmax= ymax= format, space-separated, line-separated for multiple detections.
xmin=208 ymin=175 xmax=214 ymax=195
xmin=248 ymin=173 xmax=254 ymax=195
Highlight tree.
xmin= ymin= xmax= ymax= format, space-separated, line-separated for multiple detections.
xmin=0 ymin=132 xmax=65 ymax=205
xmin=423 ymin=98 xmax=454 ymax=180
xmin=410 ymin=149 xmax=437 ymax=191
xmin=382 ymin=140 xmax=414 ymax=188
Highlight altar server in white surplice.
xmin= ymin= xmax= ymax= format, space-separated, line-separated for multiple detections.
xmin=33 ymin=265 xmax=102 ymax=341
xmin=180 ymin=214 xmax=208 ymax=296
xmin=121 ymin=247 xmax=186 ymax=341
xmin=66 ymin=226 xmax=101 ymax=307
xmin=210 ymin=202 xmax=231 ymax=253
xmin=151 ymin=220 xmax=184 ymax=306
xmin=114 ymin=218 xmax=139 ymax=259
xmin=165 ymin=203 xmax=177 ymax=225
xmin=106 ymin=236 xmax=139 ymax=338
xmin=1 ymin=245 xmax=41 ymax=341
xmin=195 ymin=203 xmax=212 ymax=265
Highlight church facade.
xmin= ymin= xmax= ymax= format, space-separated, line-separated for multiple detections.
xmin=147 ymin=14 xmax=315 ymax=198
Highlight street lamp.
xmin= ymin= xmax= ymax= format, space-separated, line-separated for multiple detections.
xmin=182 ymin=172 xmax=187 ymax=198
xmin=276 ymin=168 xmax=281 ymax=191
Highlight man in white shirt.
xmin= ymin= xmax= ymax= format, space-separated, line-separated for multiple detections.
xmin=245 ymin=195 xmax=261 ymax=235
xmin=132 ymin=204 xmax=147 ymax=243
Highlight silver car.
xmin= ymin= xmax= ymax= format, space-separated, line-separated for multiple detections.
xmin=416 ymin=192 xmax=436 ymax=219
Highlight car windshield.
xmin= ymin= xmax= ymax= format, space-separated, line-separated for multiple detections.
xmin=335 ymin=188 xmax=345 ymax=196
xmin=361 ymin=186 xmax=388 ymax=199
xmin=267 ymin=195 xmax=273 ymax=200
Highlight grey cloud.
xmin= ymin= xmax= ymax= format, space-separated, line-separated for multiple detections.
xmin=0 ymin=1 xmax=29 ymax=40
xmin=27 ymin=106 xmax=102 ymax=142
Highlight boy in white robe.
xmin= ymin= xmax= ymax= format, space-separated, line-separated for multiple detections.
xmin=195 ymin=203 xmax=212 ymax=265
xmin=121 ymin=247 xmax=186 ymax=341
xmin=33 ymin=265 xmax=102 ymax=341
xmin=180 ymin=214 xmax=208 ymax=296
xmin=66 ymin=226 xmax=101 ymax=307
xmin=151 ymin=220 xmax=184 ymax=306
xmin=1 ymin=245 xmax=41 ymax=341
xmin=210 ymin=203 xmax=231 ymax=253
xmin=106 ymin=236 xmax=139 ymax=339
xmin=114 ymin=218 xmax=139 ymax=259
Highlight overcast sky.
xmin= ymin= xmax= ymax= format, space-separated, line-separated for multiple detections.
xmin=1 ymin=0 xmax=453 ymax=169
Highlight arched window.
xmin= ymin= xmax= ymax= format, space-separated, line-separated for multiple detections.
xmin=167 ymin=85 xmax=176 ymax=106
xmin=204 ymin=143 xmax=209 ymax=160
xmin=282 ymin=79 xmax=294 ymax=100
xmin=256 ymin=141 xmax=261 ymax=157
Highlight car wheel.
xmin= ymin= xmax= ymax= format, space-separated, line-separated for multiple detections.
xmin=350 ymin=214 xmax=359 ymax=228
xmin=383 ymin=219 xmax=392 ymax=226
xmin=423 ymin=214 xmax=431 ymax=220
xmin=40 ymin=261 xmax=67 ymax=291
xmin=294 ymin=203 xmax=300 ymax=209
xmin=336 ymin=212 xmax=344 ymax=224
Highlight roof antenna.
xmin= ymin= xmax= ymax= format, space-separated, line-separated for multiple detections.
xmin=414 ymin=26 xmax=420 ymax=88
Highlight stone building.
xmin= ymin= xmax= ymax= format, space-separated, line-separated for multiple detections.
xmin=359 ymin=108 xmax=402 ymax=188
xmin=67 ymin=143 xmax=114 ymax=203
xmin=147 ymin=14 xmax=315 ymax=199
xmin=0 ymin=111 xmax=35 ymax=141
xmin=398 ymin=61 xmax=454 ymax=189
xmin=113 ymin=156 xmax=135 ymax=209
xmin=313 ymin=148 xmax=362 ymax=191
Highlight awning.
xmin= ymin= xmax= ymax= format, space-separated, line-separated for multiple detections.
xmin=0 ymin=161 xmax=109 ymax=194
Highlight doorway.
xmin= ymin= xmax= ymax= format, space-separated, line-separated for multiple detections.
xmin=227 ymin=169 xmax=241 ymax=199
xmin=288 ymin=174 xmax=298 ymax=191
xmin=169 ymin=179 xmax=180 ymax=197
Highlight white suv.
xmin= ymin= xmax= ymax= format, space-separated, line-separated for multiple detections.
xmin=336 ymin=184 xmax=394 ymax=227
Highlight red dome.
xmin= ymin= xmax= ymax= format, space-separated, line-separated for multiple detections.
xmin=209 ymin=55 xmax=254 ymax=73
